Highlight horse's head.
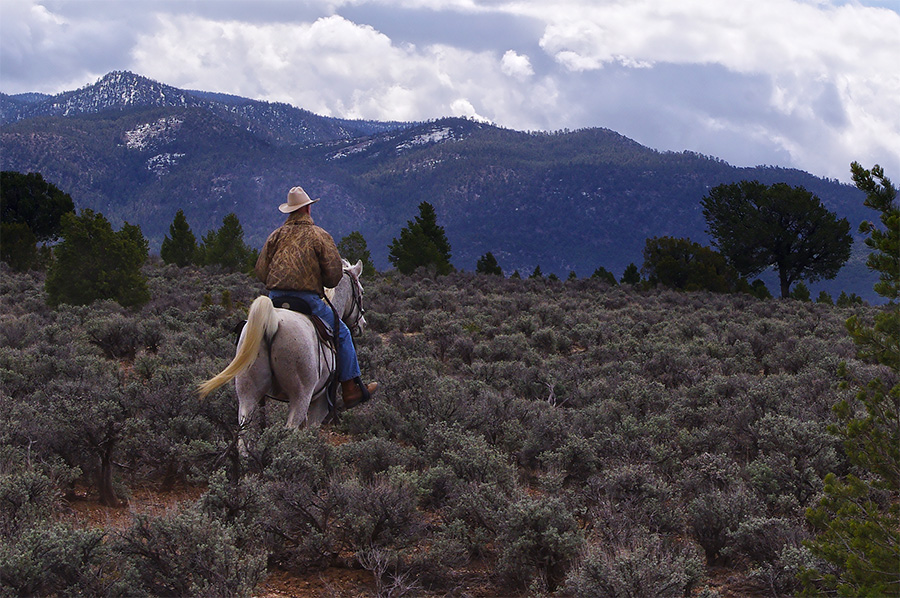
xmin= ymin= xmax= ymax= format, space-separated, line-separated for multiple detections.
xmin=342 ymin=259 xmax=367 ymax=337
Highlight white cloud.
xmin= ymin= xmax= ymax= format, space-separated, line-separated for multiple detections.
xmin=525 ymin=0 xmax=900 ymax=179
xmin=450 ymin=97 xmax=491 ymax=122
xmin=500 ymin=50 xmax=534 ymax=80
xmin=130 ymin=13 xmax=523 ymax=125
xmin=1 ymin=0 xmax=898 ymax=181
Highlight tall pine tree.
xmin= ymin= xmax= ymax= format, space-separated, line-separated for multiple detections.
xmin=160 ymin=209 xmax=197 ymax=267
xmin=197 ymin=213 xmax=258 ymax=272
xmin=388 ymin=202 xmax=452 ymax=275
xmin=801 ymin=163 xmax=899 ymax=597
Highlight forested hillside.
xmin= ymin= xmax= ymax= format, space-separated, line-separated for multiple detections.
xmin=0 ymin=71 xmax=878 ymax=301
xmin=1 ymin=261 xmax=893 ymax=596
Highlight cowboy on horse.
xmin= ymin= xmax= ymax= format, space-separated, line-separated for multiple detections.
xmin=254 ymin=186 xmax=378 ymax=409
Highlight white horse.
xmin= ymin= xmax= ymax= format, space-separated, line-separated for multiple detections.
xmin=198 ymin=259 xmax=367 ymax=431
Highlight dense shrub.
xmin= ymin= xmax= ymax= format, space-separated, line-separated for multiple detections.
xmin=334 ymin=477 xmax=423 ymax=552
xmin=686 ymin=485 xmax=765 ymax=564
xmin=496 ymin=495 xmax=584 ymax=591
xmin=0 ymin=449 xmax=77 ymax=540
xmin=566 ymin=532 xmax=705 ymax=598
xmin=115 ymin=510 xmax=266 ymax=597
xmin=0 ymin=523 xmax=110 ymax=597
xmin=1 ymin=260 xmax=883 ymax=596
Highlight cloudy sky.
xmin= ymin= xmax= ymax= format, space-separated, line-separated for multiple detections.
xmin=2 ymin=0 xmax=898 ymax=182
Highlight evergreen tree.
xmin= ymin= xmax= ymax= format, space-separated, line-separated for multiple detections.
xmin=45 ymin=209 xmax=149 ymax=308
xmin=0 ymin=171 xmax=75 ymax=271
xmin=388 ymin=202 xmax=452 ymax=275
xmin=802 ymin=163 xmax=899 ymax=597
xmin=836 ymin=291 xmax=864 ymax=307
xmin=621 ymin=263 xmax=640 ymax=285
xmin=790 ymin=281 xmax=811 ymax=302
xmin=0 ymin=171 xmax=74 ymax=242
xmin=0 ymin=222 xmax=38 ymax=271
xmin=338 ymin=231 xmax=375 ymax=276
xmin=701 ymin=181 xmax=852 ymax=298
xmin=160 ymin=209 xmax=197 ymax=267
xmin=749 ymin=279 xmax=772 ymax=300
xmin=642 ymin=236 xmax=744 ymax=293
xmin=816 ymin=291 xmax=834 ymax=305
xmin=476 ymin=252 xmax=502 ymax=275
xmin=850 ymin=162 xmax=899 ymax=301
xmin=197 ymin=213 xmax=258 ymax=272
xmin=529 ymin=265 xmax=543 ymax=279
xmin=591 ymin=266 xmax=618 ymax=285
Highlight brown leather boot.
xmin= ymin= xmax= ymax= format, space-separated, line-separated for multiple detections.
xmin=341 ymin=377 xmax=378 ymax=409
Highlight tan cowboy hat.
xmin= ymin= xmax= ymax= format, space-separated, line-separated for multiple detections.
xmin=279 ymin=186 xmax=320 ymax=213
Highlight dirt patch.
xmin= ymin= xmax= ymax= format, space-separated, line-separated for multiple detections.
xmin=253 ymin=567 xmax=375 ymax=598
xmin=60 ymin=483 xmax=206 ymax=530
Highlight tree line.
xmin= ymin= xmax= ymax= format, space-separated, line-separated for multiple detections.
xmin=390 ymin=177 xmax=855 ymax=302
xmin=0 ymin=168 xmax=874 ymax=306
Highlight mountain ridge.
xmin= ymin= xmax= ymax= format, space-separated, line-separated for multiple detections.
xmin=0 ymin=71 xmax=877 ymax=301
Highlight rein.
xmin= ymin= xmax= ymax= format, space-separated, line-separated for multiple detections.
xmin=344 ymin=272 xmax=366 ymax=337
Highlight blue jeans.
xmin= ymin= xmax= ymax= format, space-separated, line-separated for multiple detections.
xmin=269 ymin=290 xmax=361 ymax=382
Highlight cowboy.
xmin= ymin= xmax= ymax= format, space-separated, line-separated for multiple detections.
xmin=255 ymin=186 xmax=378 ymax=409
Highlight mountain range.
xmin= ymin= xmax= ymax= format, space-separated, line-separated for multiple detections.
xmin=0 ymin=71 xmax=878 ymax=301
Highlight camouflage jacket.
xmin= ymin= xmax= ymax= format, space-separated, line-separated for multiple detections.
xmin=255 ymin=212 xmax=343 ymax=295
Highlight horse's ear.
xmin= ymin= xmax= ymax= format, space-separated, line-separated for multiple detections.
xmin=350 ymin=260 xmax=363 ymax=277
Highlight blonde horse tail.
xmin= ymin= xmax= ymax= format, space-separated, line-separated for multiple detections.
xmin=197 ymin=295 xmax=279 ymax=398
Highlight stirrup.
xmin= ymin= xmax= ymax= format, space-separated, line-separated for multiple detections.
xmin=355 ymin=377 xmax=371 ymax=404
xmin=343 ymin=377 xmax=372 ymax=409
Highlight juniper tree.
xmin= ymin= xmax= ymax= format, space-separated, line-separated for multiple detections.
xmin=338 ymin=231 xmax=376 ymax=276
xmin=642 ymin=236 xmax=744 ymax=293
xmin=0 ymin=222 xmax=38 ymax=271
xmin=0 ymin=171 xmax=74 ymax=271
xmin=476 ymin=252 xmax=502 ymax=275
xmin=45 ymin=209 xmax=149 ymax=308
xmin=591 ymin=266 xmax=617 ymax=285
xmin=701 ymin=181 xmax=852 ymax=298
xmin=620 ymin=263 xmax=640 ymax=285
xmin=197 ymin=213 xmax=258 ymax=272
xmin=0 ymin=171 xmax=74 ymax=242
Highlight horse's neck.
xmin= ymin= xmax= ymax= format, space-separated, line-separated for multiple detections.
xmin=328 ymin=277 xmax=351 ymax=320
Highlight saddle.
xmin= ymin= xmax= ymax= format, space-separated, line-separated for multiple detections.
xmin=272 ymin=296 xmax=334 ymax=344
xmin=231 ymin=297 xmax=334 ymax=346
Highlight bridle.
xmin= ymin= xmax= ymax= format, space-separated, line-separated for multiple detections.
xmin=343 ymin=270 xmax=366 ymax=337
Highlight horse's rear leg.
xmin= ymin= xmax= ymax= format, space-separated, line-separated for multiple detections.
xmin=235 ymin=359 xmax=272 ymax=453
xmin=285 ymin=397 xmax=310 ymax=428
